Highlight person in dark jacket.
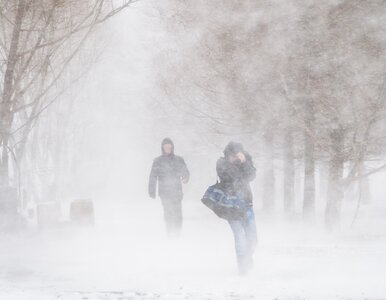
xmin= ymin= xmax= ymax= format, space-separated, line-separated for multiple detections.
xmin=148 ymin=138 xmax=190 ymax=237
xmin=216 ymin=141 xmax=257 ymax=275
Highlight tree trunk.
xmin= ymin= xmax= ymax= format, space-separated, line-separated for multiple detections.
xmin=318 ymin=162 xmax=329 ymax=204
xmin=325 ymin=127 xmax=345 ymax=230
xmin=0 ymin=0 xmax=25 ymax=188
xmin=303 ymin=100 xmax=315 ymax=216
xmin=359 ymin=162 xmax=372 ymax=205
xmin=0 ymin=137 xmax=10 ymax=188
xmin=263 ymin=130 xmax=275 ymax=211
xmin=284 ymin=129 xmax=295 ymax=212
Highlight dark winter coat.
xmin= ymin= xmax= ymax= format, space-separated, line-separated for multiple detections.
xmin=216 ymin=142 xmax=256 ymax=206
xmin=148 ymin=138 xmax=190 ymax=200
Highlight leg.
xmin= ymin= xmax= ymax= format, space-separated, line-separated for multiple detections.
xmin=228 ymin=220 xmax=249 ymax=275
xmin=239 ymin=207 xmax=257 ymax=271
xmin=244 ymin=207 xmax=258 ymax=256
xmin=170 ymin=197 xmax=183 ymax=236
xmin=161 ymin=197 xmax=182 ymax=237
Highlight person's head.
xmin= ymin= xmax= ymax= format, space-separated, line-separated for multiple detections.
xmin=161 ymin=137 xmax=174 ymax=155
xmin=224 ymin=141 xmax=244 ymax=163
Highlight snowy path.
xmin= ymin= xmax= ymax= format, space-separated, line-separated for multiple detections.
xmin=1 ymin=200 xmax=385 ymax=299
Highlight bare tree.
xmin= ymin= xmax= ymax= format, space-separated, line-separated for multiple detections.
xmin=156 ymin=0 xmax=386 ymax=227
xmin=0 ymin=0 xmax=135 ymax=212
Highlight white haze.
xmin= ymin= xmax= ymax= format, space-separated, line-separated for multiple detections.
xmin=1 ymin=1 xmax=386 ymax=299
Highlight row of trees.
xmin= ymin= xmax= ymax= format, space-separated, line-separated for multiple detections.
xmin=0 ymin=0 xmax=133 ymax=218
xmin=156 ymin=0 xmax=386 ymax=228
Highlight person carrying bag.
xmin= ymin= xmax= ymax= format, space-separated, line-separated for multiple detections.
xmin=201 ymin=141 xmax=257 ymax=275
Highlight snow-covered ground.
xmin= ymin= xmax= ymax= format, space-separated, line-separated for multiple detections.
xmin=1 ymin=198 xmax=385 ymax=300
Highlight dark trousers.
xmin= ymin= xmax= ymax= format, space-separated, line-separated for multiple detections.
xmin=160 ymin=197 xmax=183 ymax=237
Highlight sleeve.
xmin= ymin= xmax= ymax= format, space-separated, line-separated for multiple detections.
xmin=180 ymin=158 xmax=190 ymax=183
xmin=216 ymin=158 xmax=239 ymax=183
xmin=148 ymin=159 xmax=159 ymax=198
xmin=240 ymin=154 xmax=256 ymax=182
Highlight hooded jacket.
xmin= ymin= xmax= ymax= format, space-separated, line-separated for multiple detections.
xmin=148 ymin=138 xmax=190 ymax=199
xmin=216 ymin=142 xmax=256 ymax=206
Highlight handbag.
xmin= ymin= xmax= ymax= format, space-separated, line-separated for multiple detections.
xmin=201 ymin=182 xmax=246 ymax=220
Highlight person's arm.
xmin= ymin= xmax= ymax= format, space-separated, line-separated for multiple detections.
xmin=240 ymin=153 xmax=256 ymax=182
xmin=180 ymin=157 xmax=190 ymax=184
xmin=148 ymin=159 xmax=159 ymax=198
xmin=216 ymin=158 xmax=239 ymax=183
